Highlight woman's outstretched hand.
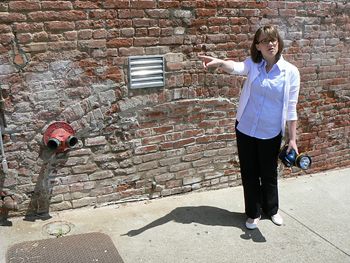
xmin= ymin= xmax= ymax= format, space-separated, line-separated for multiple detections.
xmin=198 ymin=55 xmax=222 ymax=69
xmin=198 ymin=55 xmax=234 ymax=73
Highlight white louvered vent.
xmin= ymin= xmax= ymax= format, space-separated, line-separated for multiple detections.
xmin=129 ymin=55 xmax=165 ymax=89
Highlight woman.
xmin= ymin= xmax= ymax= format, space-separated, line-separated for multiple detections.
xmin=199 ymin=25 xmax=300 ymax=229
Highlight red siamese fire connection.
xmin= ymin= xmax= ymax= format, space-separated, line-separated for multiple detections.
xmin=44 ymin=122 xmax=78 ymax=152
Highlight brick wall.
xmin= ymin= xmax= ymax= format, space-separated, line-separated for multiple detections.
xmin=0 ymin=1 xmax=349 ymax=216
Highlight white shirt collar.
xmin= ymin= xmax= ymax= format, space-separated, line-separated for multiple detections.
xmin=259 ymin=56 xmax=285 ymax=72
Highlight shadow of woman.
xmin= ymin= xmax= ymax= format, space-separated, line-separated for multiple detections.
xmin=122 ymin=205 xmax=266 ymax=243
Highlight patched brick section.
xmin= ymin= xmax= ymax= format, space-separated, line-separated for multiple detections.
xmin=124 ymin=98 xmax=238 ymax=197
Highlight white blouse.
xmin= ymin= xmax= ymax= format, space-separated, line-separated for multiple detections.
xmin=237 ymin=59 xmax=284 ymax=139
xmin=231 ymin=56 xmax=300 ymax=137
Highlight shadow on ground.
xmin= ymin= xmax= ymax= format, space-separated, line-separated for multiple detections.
xmin=123 ymin=205 xmax=266 ymax=243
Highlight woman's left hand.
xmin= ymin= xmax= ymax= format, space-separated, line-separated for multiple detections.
xmin=287 ymin=140 xmax=299 ymax=155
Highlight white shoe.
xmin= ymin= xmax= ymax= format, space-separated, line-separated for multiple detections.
xmin=271 ymin=213 xmax=283 ymax=226
xmin=245 ymin=216 xmax=261 ymax=230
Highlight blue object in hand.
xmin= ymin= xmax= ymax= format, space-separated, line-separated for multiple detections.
xmin=279 ymin=145 xmax=312 ymax=170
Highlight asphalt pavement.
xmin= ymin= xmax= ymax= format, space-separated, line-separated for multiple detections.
xmin=1 ymin=168 xmax=350 ymax=263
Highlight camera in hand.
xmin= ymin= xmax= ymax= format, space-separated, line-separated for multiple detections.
xmin=279 ymin=144 xmax=312 ymax=170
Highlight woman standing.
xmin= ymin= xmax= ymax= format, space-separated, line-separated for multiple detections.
xmin=199 ymin=25 xmax=300 ymax=229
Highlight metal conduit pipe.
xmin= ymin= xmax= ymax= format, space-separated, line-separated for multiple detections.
xmin=0 ymin=87 xmax=8 ymax=174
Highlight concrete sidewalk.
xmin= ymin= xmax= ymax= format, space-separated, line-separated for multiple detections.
xmin=1 ymin=168 xmax=350 ymax=263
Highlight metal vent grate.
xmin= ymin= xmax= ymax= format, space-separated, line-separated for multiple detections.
xmin=129 ymin=55 xmax=165 ymax=89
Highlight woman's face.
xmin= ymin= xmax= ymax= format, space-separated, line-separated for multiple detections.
xmin=255 ymin=32 xmax=279 ymax=61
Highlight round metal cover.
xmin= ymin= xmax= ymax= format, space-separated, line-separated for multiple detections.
xmin=42 ymin=221 xmax=74 ymax=237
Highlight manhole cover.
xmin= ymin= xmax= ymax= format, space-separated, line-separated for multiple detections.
xmin=6 ymin=232 xmax=124 ymax=263
xmin=42 ymin=221 xmax=74 ymax=237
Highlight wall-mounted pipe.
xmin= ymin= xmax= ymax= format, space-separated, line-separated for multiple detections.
xmin=0 ymin=128 xmax=8 ymax=174
xmin=0 ymin=87 xmax=8 ymax=174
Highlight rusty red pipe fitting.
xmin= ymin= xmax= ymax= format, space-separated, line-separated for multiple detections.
xmin=1 ymin=195 xmax=18 ymax=211
xmin=46 ymin=129 xmax=78 ymax=151
xmin=44 ymin=122 xmax=78 ymax=152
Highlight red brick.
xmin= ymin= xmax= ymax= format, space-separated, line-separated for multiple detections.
xmin=45 ymin=21 xmax=75 ymax=31
xmin=16 ymin=33 xmax=31 ymax=44
xmin=28 ymin=11 xmax=59 ymax=21
xmin=149 ymin=27 xmax=160 ymax=36
xmin=198 ymin=120 xmax=218 ymax=128
xmin=59 ymin=10 xmax=88 ymax=20
xmin=74 ymin=1 xmax=102 ymax=9
xmin=160 ymin=36 xmax=184 ymax=45
xmin=139 ymin=120 xmax=158 ymax=129
xmin=159 ymin=1 xmax=181 ymax=8
xmin=9 ymin=1 xmax=41 ymax=11
xmin=197 ymin=9 xmax=217 ymax=17
xmin=0 ymin=24 xmax=10 ymax=33
xmin=174 ymin=138 xmax=195 ymax=148
xmin=196 ymin=135 xmax=217 ymax=144
xmin=240 ymin=9 xmax=260 ymax=16
xmin=0 ymin=12 xmax=27 ymax=22
xmin=139 ymin=161 xmax=158 ymax=171
xmin=146 ymin=9 xmax=169 ymax=18
xmin=52 ymin=185 xmax=70 ymax=195
xmin=159 ymin=142 xmax=174 ymax=150
xmin=76 ymin=20 xmax=105 ymax=29
xmin=166 ymin=180 xmax=182 ymax=189
xmin=153 ymin=126 xmax=174 ymax=134
xmin=183 ymin=130 xmax=205 ymax=138
xmin=206 ymin=34 xmax=229 ymax=43
xmin=90 ymin=9 xmax=118 ymax=19
xmin=166 ymin=132 xmax=182 ymax=141
xmin=42 ymin=1 xmax=73 ymax=10
xmin=133 ymin=18 xmax=158 ymax=27
xmin=217 ymin=134 xmax=235 ymax=141
xmin=106 ymin=38 xmax=132 ymax=47
xmin=142 ymin=135 xmax=166 ymax=145
xmin=119 ymin=9 xmax=145 ymax=18
xmin=134 ymin=145 xmax=158 ymax=155
xmin=104 ymin=0 xmax=130 ymax=8
xmin=134 ymin=37 xmax=159 ymax=46
xmin=78 ymin=39 xmax=106 ymax=49
xmin=131 ymin=1 xmax=157 ymax=9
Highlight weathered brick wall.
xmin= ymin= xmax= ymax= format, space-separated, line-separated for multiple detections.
xmin=0 ymin=1 xmax=349 ymax=216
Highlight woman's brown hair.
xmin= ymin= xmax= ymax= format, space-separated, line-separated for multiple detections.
xmin=250 ymin=25 xmax=284 ymax=63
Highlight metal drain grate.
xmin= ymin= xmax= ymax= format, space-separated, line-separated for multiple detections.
xmin=6 ymin=232 xmax=124 ymax=263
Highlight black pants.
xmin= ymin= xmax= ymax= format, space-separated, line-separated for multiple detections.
xmin=235 ymin=122 xmax=282 ymax=219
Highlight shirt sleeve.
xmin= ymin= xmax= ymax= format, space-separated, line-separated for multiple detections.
xmin=286 ymin=66 xmax=300 ymax=121
xmin=230 ymin=57 xmax=252 ymax=76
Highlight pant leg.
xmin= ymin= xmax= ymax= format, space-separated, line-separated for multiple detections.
xmin=235 ymin=125 xmax=261 ymax=219
xmin=256 ymin=133 xmax=282 ymax=216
